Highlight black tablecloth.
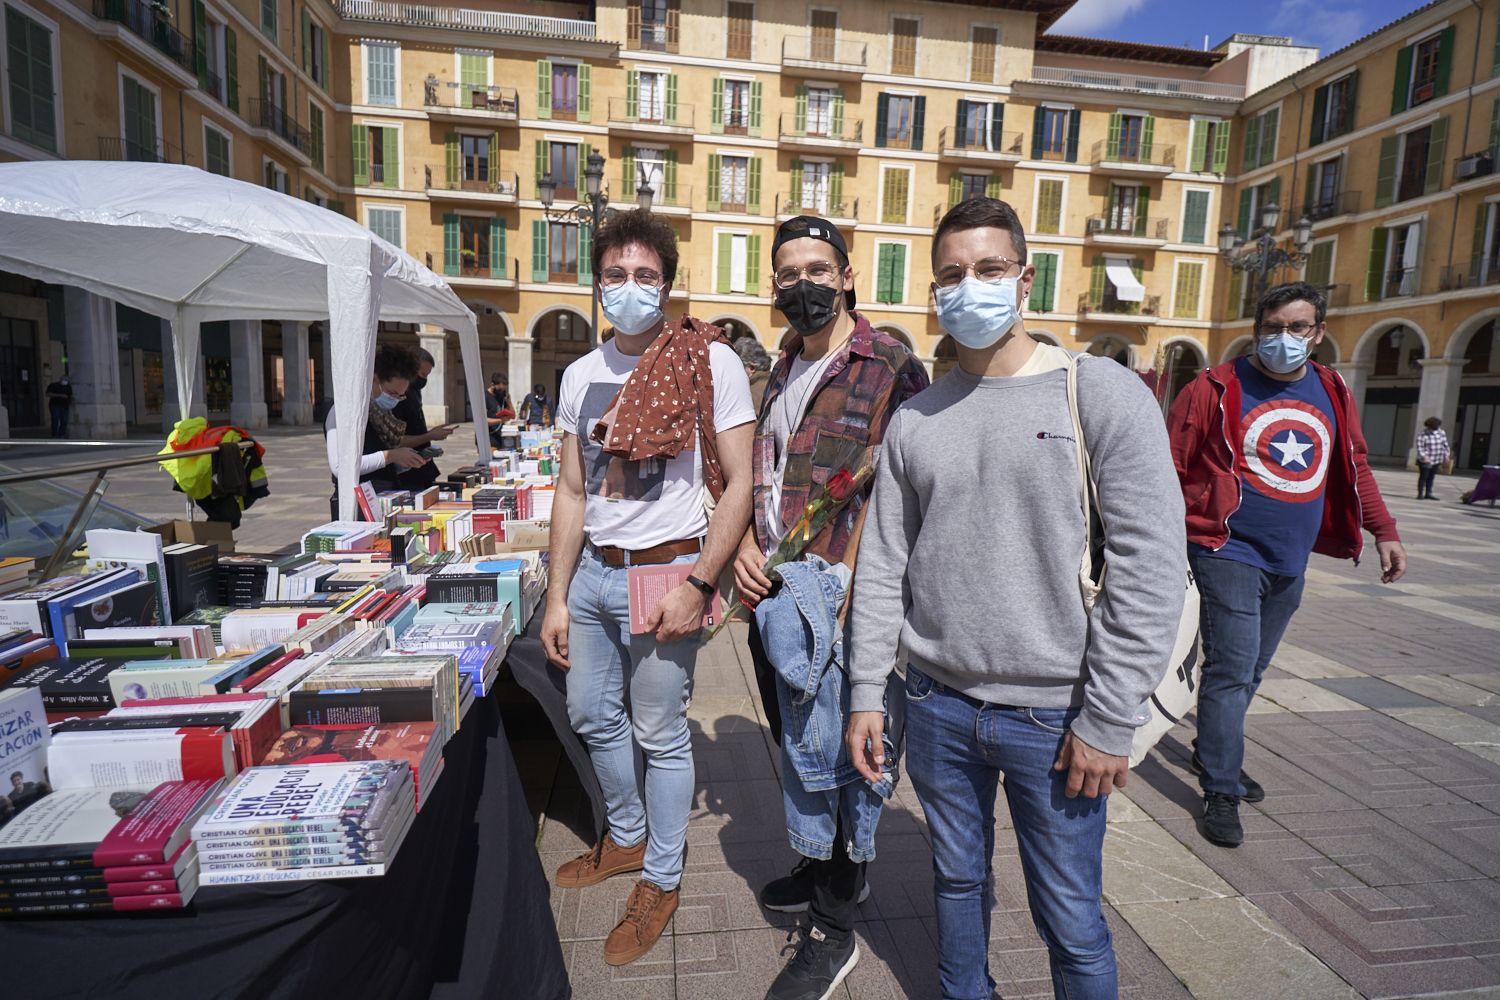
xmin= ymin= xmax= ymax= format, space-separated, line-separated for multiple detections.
xmin=5 ymin=695 xmax=570 ymax=1000
xmin=503 ymin=595 xmax=606 ymax=839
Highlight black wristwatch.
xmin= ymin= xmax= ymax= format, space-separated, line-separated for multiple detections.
xmin=686 ymin=575 xmax=715 ymax=599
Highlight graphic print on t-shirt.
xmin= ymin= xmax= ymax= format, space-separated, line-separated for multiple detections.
xmin=576 ymin=382 xmax=683 ymax=502
xmin=1240 ymin=398 xmax=1332 ymax=504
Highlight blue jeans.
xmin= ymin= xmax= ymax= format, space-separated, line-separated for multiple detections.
xmin=1191 ymin=551 xmax=1305 ymax=797
xmin=564 ymin=548 xmax=699 ymax=889
xmin=905 ymin=667 xmax=1115 ymax=1000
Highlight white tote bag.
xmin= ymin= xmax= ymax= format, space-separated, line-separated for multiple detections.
xmin=1065 ymin=356 xmax=1201 ymax=767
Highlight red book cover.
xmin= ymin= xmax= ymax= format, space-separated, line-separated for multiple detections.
xmin=102 ymin=840 xmax=192 ymax=883
xmin=106 ymin=873 xmax=189 ymax=897
xmin=472 ymin=512 xmax=508 ymax=538
xmin=118 ymin=693 xmax=268 ymax=709
xmin=111 ymin=889 xmax=192 ymax=911
xmin=92 ymin=778 xmax=221 ymax=868
xmin=262 ymin=723 xmax=439 ymax=807
xmin=626 ymin=564 xmax=721 ymax=634
xmin=235 ymin=650 xmax=303 ymax=694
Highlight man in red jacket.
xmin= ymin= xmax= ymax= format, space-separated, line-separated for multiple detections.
xmin=1167 ymin=281 xmax=1406 ymax=847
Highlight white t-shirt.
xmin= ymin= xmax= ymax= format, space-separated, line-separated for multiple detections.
xmin=557 ymin=338 xmax=757 ymax=549
xmin=764 ymin=350 xmax=837 ymax=550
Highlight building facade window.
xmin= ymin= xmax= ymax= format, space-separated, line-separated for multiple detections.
xmin=1189 ymin=118 xmax=1229 ymax=172
xmin=810 ymin=10 xmax=836 ymax=62
xmin=5 ymin=5 xmax=58 ymax=152
xmin=717 ymin=154 xmax=750 ymax=211
xmin=1392 ymin=27 xmax=1453 ymax=113
xmin=970 ymin=26 xmax=997 ymax=83
xmin=1236 ymin=177 xmax=1280 ymax=239
xmin=881 ymin=93 xmax=916 ymax=148
xmin=1032 ymin=106 xmax=1078 ymax=162
xmin=1034 ymin=177 xmax=1064 ymax=234
xmin=1030 ymin=251 xmax=1059 ymax=311
xmin=1310 ymin=72 xmax=1357 ymax=145
xmin=631 ymin=0 xmax=678 ymax=52
xmin=121 ymin=73 xmax=160 ymax=161
xmin=726 ymin=1 xmax=752 ymax=60
xmin=303 ymin=14 xmax=327 ymax=89
xmin=549 ymin=222 xmax=580 ymax=280
xmin=714 ymin=230 xmax=761 ymax=294
xmin=1305 ymin=237 xmax=1335 ymax=289
xmin=366 ymin=205 xmax=402 ymax=247
xmin=1367 ymin=221 xmax=1422 ymax=300
xmin=722 ymin=78 xmax=752 ymax=134
xmin=204 ymin=122 xmax=231 ymax=176
xmin=1172 ymin=260 xmax=1204 ymax=318
xmin=1241 ymin=107 xmax=1279 ymax=170
xmin=308 ymin=101 xmax=324 ymax=171
xmin=874 ymin=242 xmax=907 ymax=304
xmin=1182 ymin=189 xmax=1210 ymax=244
xmin=880 ymin=165 xmax=911 ymax=224
xmin=264 ymin=158 xmax=289 ymax=193
xmin=259 ymin=0 xmax=275 ymax=39
xmin=891 ymin=17 xmax=917 ymax=75
xmin=365 ymin=42 xmax=397 ymax=105
xmin=550 ymin=140 xmax=579 ymax=199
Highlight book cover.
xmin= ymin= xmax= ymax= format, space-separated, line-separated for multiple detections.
xmin=196 ymin=819 xmax=414 ymax=885
xmin=5 ymin=657 xmax=126 ymax=710
xmin=44 ymin=570 xmax=140 ymax=643
xmin=0 ymin=687 xmax=51 ymax=829
xmin=49 ymin=729 xmax=236 ymax=789
xmin=60 ymin=638 xmax=186 ymax=661
xmin=286 ymin=688 xmax=438 ymax=727
xmin=0 ymin=787 xmax=151 ymax=863
xmin=92 ymin=778 xmax=220 ymax=867
xmin=59 ymin=581 xmax=163 ymax=654
xmin=84 ymin=528 xmax=171 ymax=625
xmin=165 ymin=543 xmax=220 ymax=621
xmin=626 ymin=563 xmax=721 ymax=634
xmin=192 ymin=761 xmax=410 ymax=839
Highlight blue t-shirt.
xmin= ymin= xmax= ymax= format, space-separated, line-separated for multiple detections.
xmin=1197 ymin=358 xmax=1336 ymax=577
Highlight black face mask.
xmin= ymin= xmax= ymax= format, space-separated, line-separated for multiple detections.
xmin=775 ymin=280 xmax=841 ymax=336
xmin=411 ymin=376 xmax=427 ymax=392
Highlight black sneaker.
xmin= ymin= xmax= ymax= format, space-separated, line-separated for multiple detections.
xmin=1189 ymin=744 xmax=1265 ymax=803
xmin=1199 ymin=792 xmax=1244 ymax=847
xmin=766 ymin=926 xmax=859 ymax=1000
xmin=760 ymin=858 xmax=870 ymax=913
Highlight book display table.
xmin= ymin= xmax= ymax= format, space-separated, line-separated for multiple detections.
xmin=3 ymin=694 xmax=569 ymax=1000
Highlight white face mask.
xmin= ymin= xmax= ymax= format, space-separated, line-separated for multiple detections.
xmin=934 ymin=277 xmax=1020 ymax=349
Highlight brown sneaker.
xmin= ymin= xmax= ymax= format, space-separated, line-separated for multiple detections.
xmin=554 ymin=834 xmax=646 ymax=889
xmin=603 ymin=880 xmax=679 ymax=966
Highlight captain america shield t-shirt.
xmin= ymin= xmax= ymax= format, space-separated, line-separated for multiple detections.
xmin=1200 ymin=356 xmax=1335 ymax=576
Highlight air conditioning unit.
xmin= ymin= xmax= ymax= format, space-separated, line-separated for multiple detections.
xmin=1455 ymin=153 xmax=1493 ymax=181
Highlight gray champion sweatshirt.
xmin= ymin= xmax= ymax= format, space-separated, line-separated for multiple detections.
xmin=847 ymin=355 xmax=1187 ymax=757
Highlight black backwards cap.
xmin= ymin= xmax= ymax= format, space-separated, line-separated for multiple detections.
xmin=772 ymin=216 xmax=856 ymax=310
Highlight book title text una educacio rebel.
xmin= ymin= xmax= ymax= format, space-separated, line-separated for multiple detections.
xmin=229 ymin=768 xmax=322 ymax=820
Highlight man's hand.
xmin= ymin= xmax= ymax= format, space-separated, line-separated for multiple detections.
xmin=1052 ymin=731 xmax=1128 ymax=799
xmin=426 ymin=425 xmax=454 ymax=442
xmin=847 ymin=711 xmax=886 ymax=785
xmin=732 ymin=539 xmax=774 ymax=606
xmin=1377 ymin=540 xmax=1407 ymax=584
xmin=649 ymin=582 xmax=707 ymax=645
xmin=541 ymin=601 xmax=572 ymax=670
xmin=385 ymin=447 xmax=427 ymax=470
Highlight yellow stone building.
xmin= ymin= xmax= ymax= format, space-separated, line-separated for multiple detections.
xmin=1 ymin=0 xmax=1497 ymax=467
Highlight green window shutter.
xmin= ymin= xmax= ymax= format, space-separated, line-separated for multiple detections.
xmin=1424 ymin=116 xmax=1448 ymax=195
xmin=665 ymin=74 xmax=678 ymax=123
xmin=746 ymin=234 xmax=762 ymax=293
xmin=534 ymin=139 xmax=549 ymax=196
xmin=1304 ymin=161 xmax=1317 ymax=213
xmin=577 ymin=63 xmax=591 ymax=122
xmin=258 ymin=54 xmax=269 ymax=106
xmin=664 ymin=149 xmax=677 ymax=201
xmin=1434 ymin=25 xmax=1455 ymax=98
xmin=1391 ymin=44 xmax=1413 ymax=114
xmin=1089 ymin=260 xmax=1105 ymax=305
xmin=460 ymin=52 xmax=485 ymax=89
xmin=1212 ymin=119 xmax=1230 ymax=172
xmin=1242 ymin=114 xmax=1262 ymax=171
xmin=1141 ymin=116 xmax=1155 ymax=160
xmin=301 ymin=6 xmax=311 ymax=76
xmin=748 ymin=157 xmax=762 ymax=214
xmin=1030 ymin=105 xmax=1044 ymax=159
xmin=444 ymin=132 xmax=459 ymax=186
xmin=1173 ymin=262 xmax=1201 ymax=318
xmin=875 ymin=93 xmax=889 ymax=148
xmin=1033 ymin=253 xmax=1056 ymax=311
xmin=790 ymin=160 xmax=804 ymax=205
xmin=382 ymin=127 xmax=399 ymax=188
xmin=321 ymin=27 xmax=329 ymax=91
xmin=794 ymin=85 xmax=808 ymax=135
xmin=1374 ymin=135 xmax=1399 ymax=207
xmin=1237 ymin=188 xmax=1252 ymax=238
xmin=1226 ymin=270 xmax=1243 ymax=319
xmin=1310 ymin=84 xmax=1329 ymax=146
xmin=912 ymin=96 xmax=925 ymax=151
xmin=1135 ymin=186 xmax=1150 ymax=238
xmin=442 ymin=214 xmax=458 ymax=276
xmin=828 ymin=163 xmax=842 ymax=214
xmin=536 ymin=60 xmax=552 ymax=119
xmin=716 ymin=232 xmax=732 ymax=293
xmin=193 ymin=0 xmax=208 ymax=89
xmin=487 ymin=132 xmax=498 ymax=190
xmin=490 ymin=217 xmax=504 ymax=278
xmin=831 ymin=91 xmax=845 ymax=136
xmin=749 ymin=80 xmax=763 ymax=136
xmin=1306 ymin=240 xmax=1332 ymax=288
xmin=1471 ymin=212 xmax=1487 ymax=281
xmin=947 ymin=174 xmax=963 ymax=208
xmin=1340 ymin=70 xmax=1358 ymax=135
xmin=875 ymin=244 xmax=892 ymax=303
xmin=225 ymin=28 xmax=238 ymax=111
xmin=352 ymin=124 xmax=368 ymax=186
xmin=710 ymin=78 xmax=724 ymax=133
xmin=707 ymin=155 xmax=721 ymax=211
xmin=1183 ymin=190 xmax=1209 ymax=244
xmin=891 ymin=244 xmax=907 ymax=302
xmin=1189 ymin=120 xmax=1207 ymax=171
xmin=1258 ymin=107 xmax=1278 ymax=166
xmin=989 ymin=102 xmax=1004 ymax=151
xmin=1365 ymin=227 xmax=1388 ymax=301
xmin=621 ymin=147 xmax=636 ymax=194
xmin=577 ymin=224 xmax=592 ymax=284
xmin=954 ymin=99 xmax=967 ymax=140
xmin=985 ymin=175 xmax=1001 ymax=199
xmin=310 ymin=105 xmax=323 ymax=170
xmin=1266 ymin=176 xmax=1281 ymax=215
xmin=577 ymin=143 xmax=591 ymax=193
xmin=531 ymin=219 xmax=548 ymax=282
xmin=1065 ymin=109 xmax=1081 ymax=162
xmin=1106 ymin=112 xmax=1121 ymax=160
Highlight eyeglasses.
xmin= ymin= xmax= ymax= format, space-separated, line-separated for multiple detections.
xmin=773 ymin=260 xmax=843 ymax=289
xmin=1256 ymin=321 xmax=1320 ymax=338
xmin=599 ymin=267 xmax=664 ymax=289
xmin=933 ymin=256 xmax=1023 ymax=289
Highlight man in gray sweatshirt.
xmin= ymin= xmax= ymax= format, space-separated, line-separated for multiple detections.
xmin=846 ymin=198 xmax=1186 ymax=1000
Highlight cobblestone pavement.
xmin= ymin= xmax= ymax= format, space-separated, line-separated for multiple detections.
xmin=527 ymin=467 xmax=1500 ymax=1000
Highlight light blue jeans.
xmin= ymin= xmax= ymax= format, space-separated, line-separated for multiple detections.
xmin=564 ymin=548 xmax=699 ymax=890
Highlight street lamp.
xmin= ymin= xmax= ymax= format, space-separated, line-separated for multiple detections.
xmin=1219 ymin=202 xmax=1315 ymax=306
xmin=538 ymin=150 xmax=655 ymax=347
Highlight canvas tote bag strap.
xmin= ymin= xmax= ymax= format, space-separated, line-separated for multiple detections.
xmin=1066 ymin=354 xmax=1103 ymax=609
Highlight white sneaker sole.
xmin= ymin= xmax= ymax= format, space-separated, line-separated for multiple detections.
xmin=761 ymin=882 xmax=872 ymax=913
xmin=817 ymin=944 xmax=860 ymax=1000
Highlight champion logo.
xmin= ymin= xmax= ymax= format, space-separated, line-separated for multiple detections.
xmin=1036 ymin=431 xmax=1076 ymax=443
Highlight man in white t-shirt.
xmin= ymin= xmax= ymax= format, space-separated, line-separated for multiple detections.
xmin=543 ymin=210 xmax=756 ymax=967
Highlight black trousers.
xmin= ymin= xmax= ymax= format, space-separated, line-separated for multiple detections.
xmin=1417 ymin=461 xmax=1439 ymax=497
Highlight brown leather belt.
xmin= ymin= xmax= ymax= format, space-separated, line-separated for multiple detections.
xmin=595 ymin=537 xmax=701 ymax=568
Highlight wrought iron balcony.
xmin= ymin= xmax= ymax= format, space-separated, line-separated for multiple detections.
xmin=778 ymin=112 xmax=862 ymax=148
xmin=1029 ymin=65 xmax=1243 ymax=101
xmin=423 ymin=81 xmax=519 ymax=117
xmin=94 ymin=0 xmax=190 ymax=70
xmin=1440 ymin=258 xmax=1500 ymax=291
xmin=607 ymin=98 xmax=694 ymax=135
xmin=775 ymin=193 xmax=858 ymax=221
xmin=427 ymin=253 xmax=520 ymax=284
xmin=249 ymin=99 xmax=313 ymax=156
xmin=424 ymin=166 xmax=519 ymax=199
xmin=337 ymin=0 xmax=595 ymax=39
xmin=1077 ymin=292 xmax=1161 ymax=318
xmin=97 ymin=135 xmax=184 ymax=164
xmin=1085 ymin=215 xmax=1169 ymax=242
xmin=1303 ymin=191 xmax=1361 ymax=222
xmin=937 ymin=127 xmax=1025 ymax=160
xmin=1090 ymin=140 xmax=1176 ymax=171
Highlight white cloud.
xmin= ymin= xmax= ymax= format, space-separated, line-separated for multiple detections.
xmin=1050 ymin=0 xmax=1151 ymax=35
xmin=1270 ymin=0 xmax=1369 ymax=52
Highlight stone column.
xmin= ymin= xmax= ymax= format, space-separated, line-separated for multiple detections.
xmin=418 ymin=327 xmax=450 ymax=426
xmin=506 ymin=336 xmax=533 ymax=411
xmin=1329 ymin=361 xmax=1372 ymax=419
xmin=60 ymin=288 xmax=127 ymax=438
xmin=228 ymin=320 xmax=268 ymax=429
xmin=160 ymin=327 xmax=207 ymax=432
xmin=1413 ymin=357 xmax=1468 ymax=465
xmin=280 ymin=321 xmax=313 ymax=425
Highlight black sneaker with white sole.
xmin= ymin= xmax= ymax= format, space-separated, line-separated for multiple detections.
xmin=760 ymin=858 xmax=871 ymax=913
xmin=1189 ymin=742 xmax=1265 ymax=803
xmin=766 ymin=926 xmax=859 ymax=1000
xmin=1199 ymin=792 xmax=1244 ymax=847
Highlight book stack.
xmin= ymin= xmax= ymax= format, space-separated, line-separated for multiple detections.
xmin=394 ymin=619 xmax=510 ymax=697
xmin=288 ymin=655 xmax=459 ymax=741
xmin=0 ymin=778 xmax=219 ymax=915
xmin=84 ymin=530 xmax=169 ymax=623
xmin=263 ymin=722 xmax=444 ymax=810
xmin=0 ymin=631 xmax=59 ymax=688
xmin=4 ymin=656 xmax=131 ymax=714
xmin=108 ymin=694 xmax=281 ymax=770
xmin=48 ymin=714 xmax=240 ymax=787
xmin=0 ymin=687 xmax=51 ymax=828
xmin=301 ymin=522 xmax=380 ymax=555
xmin=191 ymin=761 xmax=415 ymax=884
xmin=216 ymin=554 xmax=276 ymax=607
xmin=163 ymin=543 xmax=219 ymax=621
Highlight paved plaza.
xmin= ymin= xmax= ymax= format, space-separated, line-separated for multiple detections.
xmin=7 ymin=430 xmax=1498 ymax=999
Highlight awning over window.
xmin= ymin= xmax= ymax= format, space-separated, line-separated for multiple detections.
xmin=1105 ymin=263 xmax=1145 ymax=302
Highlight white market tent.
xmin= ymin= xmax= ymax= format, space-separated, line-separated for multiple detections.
xmin=0 ymin=161 xmax=488 ymax=521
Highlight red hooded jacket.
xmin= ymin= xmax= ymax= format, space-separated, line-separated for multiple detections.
xmin=1166 ymin=359 xmax=1399 ymax=563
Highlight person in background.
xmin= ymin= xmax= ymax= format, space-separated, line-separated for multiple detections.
xmin=392 ymin=348 xmax=445 ymax=491
xmin=486 ymin=373 xmax=514 ymax=447
xmin=1168 ymin=281 xmax=1406 ymax=849
xmin=45 ymin=376 xmax=72 ymax=438
xmin=1415 ymin=416 xmax=1451 ymax=500
xmin=520 ymin=383 xmax=553 ymax=428
xmin=323 ymin=343 xmax=451 ymax=518
xmin=733 ymin=335 xmax=774 ymax=416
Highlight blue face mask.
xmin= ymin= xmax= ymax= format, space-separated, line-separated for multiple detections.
xmin=1256 ymin=331 xmax=1311 ymax=374
xmin=934 ymin=276 xmax=1020 ymax=349
xmin=601 ymin=280 xmax=665 ymax=336
xmin=374 ymin=391 xmax=402 ymax=410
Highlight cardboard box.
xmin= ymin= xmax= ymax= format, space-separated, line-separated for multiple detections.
xmin=148 ymin=520 xmax=236 ymax=554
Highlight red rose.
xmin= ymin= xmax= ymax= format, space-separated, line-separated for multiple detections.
xmin=826 ymin=469 xmax=856 ymax=501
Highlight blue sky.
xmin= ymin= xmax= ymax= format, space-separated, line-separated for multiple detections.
xmin=1049 ymin=0 xmax=1429 ymax=58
